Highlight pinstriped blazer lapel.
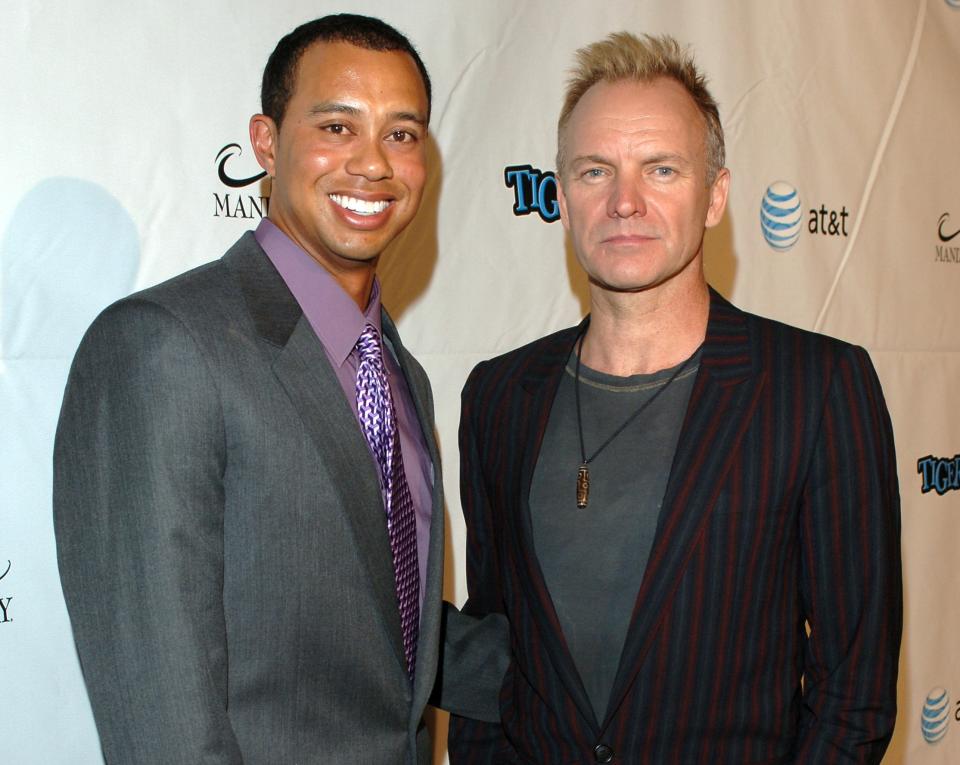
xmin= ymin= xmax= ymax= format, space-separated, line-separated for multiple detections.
xmin=513 ymin=318 xmax=601 ymax=733
xmin=602 ymin=290 xmax=766 ymax=728
xmin=223 ymin=235 xmax=407 ymax=677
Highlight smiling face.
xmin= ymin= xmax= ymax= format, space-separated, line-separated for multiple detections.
xmin=250 ymin=40 xmax=428 ymax=287
xmin=557 ymin=77 xmax=729 ymax=300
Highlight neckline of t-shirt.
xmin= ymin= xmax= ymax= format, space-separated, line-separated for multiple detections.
xmin=563 ymin=346 xmax=702 ymax=393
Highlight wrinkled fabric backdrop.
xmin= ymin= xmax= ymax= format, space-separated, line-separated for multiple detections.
xmin=2 ymin=1 xmax=957 ymax=762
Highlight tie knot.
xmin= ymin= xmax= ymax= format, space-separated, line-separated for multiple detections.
xmin=356 ymin=323 xmax=382 ymax=362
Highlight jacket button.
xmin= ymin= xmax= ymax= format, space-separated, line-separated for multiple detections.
xmin=594 ymin=743 xmax=614 ymax=763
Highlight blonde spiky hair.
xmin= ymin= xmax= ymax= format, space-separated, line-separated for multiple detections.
xmin=556 ymin=32 xmax=725 ymax=182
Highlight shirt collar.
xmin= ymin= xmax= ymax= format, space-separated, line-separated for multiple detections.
xmin=255 ymin=218 xmax=382 ymax=366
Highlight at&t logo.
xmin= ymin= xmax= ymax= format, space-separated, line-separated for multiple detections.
xmin=921 ymin=687 xmax=954 ymax=744
xmin=760 ymin=182 xmax=803 ymax=250
xmin=760 ymin=180 xmax=850 ymax=251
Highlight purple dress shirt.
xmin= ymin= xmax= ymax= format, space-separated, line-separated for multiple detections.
xmin=255 ymin=219 xmax=433 ymax=607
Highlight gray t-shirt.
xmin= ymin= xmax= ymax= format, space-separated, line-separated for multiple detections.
xmin=530 ymin=347 xmax=699 ymax=722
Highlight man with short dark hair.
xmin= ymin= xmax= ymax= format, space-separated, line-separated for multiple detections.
xmin=449 ymin=32 xmax=901 ymax=764
xmin=55 ymin=14 xmax=503 ymax=765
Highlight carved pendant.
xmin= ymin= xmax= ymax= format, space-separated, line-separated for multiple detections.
xmin=576 ymin=463 xmax=590 ymax=509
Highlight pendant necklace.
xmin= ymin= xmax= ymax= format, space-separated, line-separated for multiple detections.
xmin=573 ymin=322 xmax=694 ymax=509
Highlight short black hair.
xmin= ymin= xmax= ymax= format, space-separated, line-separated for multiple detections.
xmin=260 ymin=14 xmax=432 ymax=127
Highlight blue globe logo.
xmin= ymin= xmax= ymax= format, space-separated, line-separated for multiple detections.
xmin=922 ymin=687 xmax=950 ymax=744
xmin=760 ymin=181 xmax=803 ymax=251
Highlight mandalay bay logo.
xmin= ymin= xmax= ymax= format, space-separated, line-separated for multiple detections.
xmin=936 ymin=213 xmax=960 ymax=263
xmin=0 ymin=560 xmax=12 ymax=624
xmin=213 ymin=143 xmax=270 ymax=220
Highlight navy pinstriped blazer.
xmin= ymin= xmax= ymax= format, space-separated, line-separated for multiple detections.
xmin=448 ymin=290 xmax=901 ymax=764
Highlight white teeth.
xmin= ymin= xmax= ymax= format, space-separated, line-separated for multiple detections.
xmin=330 ymin=194 xmax=390 ymax=216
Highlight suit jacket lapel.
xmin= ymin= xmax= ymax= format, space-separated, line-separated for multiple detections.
xmin=514 ymin=319 xmax=601 ymax=732
xmin=223 ymin=234 xmax=406 ymax=676
xmin=602 ymin=290 xmax=766 ymax=728
xmin=274 ymin=319 xmax=407 ymax=663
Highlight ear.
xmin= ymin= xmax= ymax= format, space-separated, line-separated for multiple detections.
xmin=557 ymin=176 xmax=572 ymax=233
xmin=705 ymin=167 xmax=730 ymax=229
xmin=249 ymin=114 xmax=279 ymax=177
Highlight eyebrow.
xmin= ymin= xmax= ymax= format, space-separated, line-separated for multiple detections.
xmin=570 ymin=154 xmax=612 ymax=167
xmin=308 ymin=101 xmax=362 ymax=118
xmin=642 ymin=152 xmax=691 ymax=166
xmin=308 ymin=101 xmax=427 ymax=126
xmin=571 ymin=152 xmax=692 ymax=167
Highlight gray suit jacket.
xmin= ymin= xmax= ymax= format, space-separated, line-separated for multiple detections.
xmin=54 ymin=233 xmax=504 ymax=764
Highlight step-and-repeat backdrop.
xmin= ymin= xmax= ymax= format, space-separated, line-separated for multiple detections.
xmin=2 ymin=1 xmax=957 ymax=762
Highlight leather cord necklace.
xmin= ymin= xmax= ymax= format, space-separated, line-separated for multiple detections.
xmin=573 ymin=321 xmax=695 ymax=509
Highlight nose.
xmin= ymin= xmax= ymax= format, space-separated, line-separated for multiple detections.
xmin=345 ymin=135 xmax=393 ymax=182
xmin=607 ymin=172 xmax=646 ymax=219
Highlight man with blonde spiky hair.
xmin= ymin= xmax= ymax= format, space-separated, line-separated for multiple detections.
xmin=449 ymin=31 xmax=900 ymax=764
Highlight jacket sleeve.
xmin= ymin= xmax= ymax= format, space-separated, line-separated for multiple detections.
xmin=433 ymin=601 xmax=509 ymax=722
xmin=794 ymin=344 xmax=902 ymax=764
xmin=447 ymin=365 xmax=515 ymax=764
xmin=53 ymin=299 xmax=243 ymax=764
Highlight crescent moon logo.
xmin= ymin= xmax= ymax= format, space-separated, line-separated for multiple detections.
xmin=938 ymin=213 xmax=960 ymax=243
xmin=216 ymin=143 xmax=267 ymax=188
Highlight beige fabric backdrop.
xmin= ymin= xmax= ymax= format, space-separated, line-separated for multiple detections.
xmin=2 ymin=1 xmax=957 ymax=762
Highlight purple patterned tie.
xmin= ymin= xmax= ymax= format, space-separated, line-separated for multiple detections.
xmin=355 ymin=322 xmax=420 ymax=680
